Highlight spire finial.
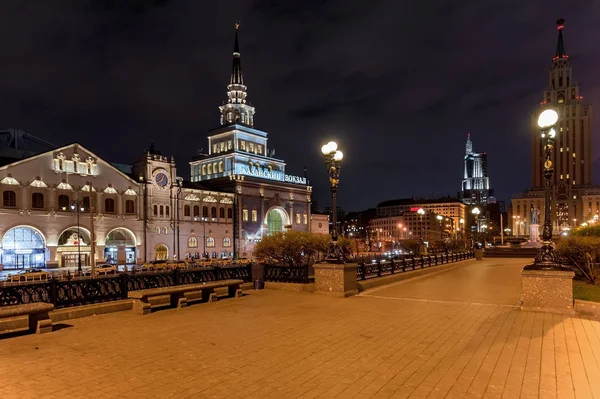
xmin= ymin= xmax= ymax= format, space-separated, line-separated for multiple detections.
xmin=235 ymin=21 xmax=240 ymax=30
xmin=465 ymin=133 xmax=473 ymax=155
xmin=553 ymin=18 xmax=568 ymax=60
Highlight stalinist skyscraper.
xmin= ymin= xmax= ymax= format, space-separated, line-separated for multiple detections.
xmin=512 ymin=19 xmax=597 ymax=235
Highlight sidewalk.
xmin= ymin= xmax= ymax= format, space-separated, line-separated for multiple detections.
xmin=0 ymin=258 xmax=599 ymax=398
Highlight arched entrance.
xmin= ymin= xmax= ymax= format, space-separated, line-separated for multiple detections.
xmin=155 ymin=244 xmax=168 ymax=260
xmin=57 ymin=227 xmax=91 ymax=268
xmin=105 ymin=228 xmax=137 ymax=265
xmin=265 ymin=207 xmax=290 ymax=236
xmin=1 ymin=226 xmax=46 ymax=269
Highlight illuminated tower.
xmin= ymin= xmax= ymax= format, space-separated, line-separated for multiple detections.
xmin=461 ymin=134 xmax=491 ymax=205
xmin=218 ymin=23 xmax=256 ymax=127
xmin=532 ymin=19 xmax=593 ymax=191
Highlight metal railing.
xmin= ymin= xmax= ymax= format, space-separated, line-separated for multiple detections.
xmin=357 ymin=252 xmax=474 ymax=281
xmin=0 ymin=264 xmax=252 ymax=308
xmin=264 ymin=265 xmax=310 ymax=284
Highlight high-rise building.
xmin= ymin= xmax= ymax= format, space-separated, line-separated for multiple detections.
xmin=512 ymin=19 xmax=598 ymax=234
xmin=460 ymin=134 xmax=492 ymax=205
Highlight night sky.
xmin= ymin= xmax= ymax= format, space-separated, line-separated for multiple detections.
xmin=1 ymin=1 xmax=599 ymax=212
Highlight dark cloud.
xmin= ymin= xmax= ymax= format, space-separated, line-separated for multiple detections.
xmin=0 ymin=0 xmax=599 ymax=211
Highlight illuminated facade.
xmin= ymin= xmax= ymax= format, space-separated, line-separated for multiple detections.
xmin=189 ymin=25 xmax=312 ymax=256
xmin=512 ymin=19 xmax=599 ymax=234
xmin=376 ymin=198 xmax=467 ymax=232
xmin=460 ymin=134 xmax=492 ymax=205
xmin=0 ymin=142 xmax=235 ymax=270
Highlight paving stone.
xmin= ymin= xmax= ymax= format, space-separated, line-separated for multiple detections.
xmin=0 ymin=258 xmax=598 ymax=398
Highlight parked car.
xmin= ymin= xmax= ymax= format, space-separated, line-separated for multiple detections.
xmin=167 ymin=260 xmax=188 ymax=269
xmin=95 ymin=264 xmax=118 ymax=274
xmin=141 ymin=260 xmax=169 ymax=271
xmin=8 ymin=268 xmax=50 ymax=282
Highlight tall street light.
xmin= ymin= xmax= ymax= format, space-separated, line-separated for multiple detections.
xmin=321 ymin=141 xmax=344 ymax=262
xmin=531 ymin=108 xmax=563 ymax=269
xmin=472 ymin=207 xmax=481 ymax=247
xmin=71 ymin=199 xmax=85 ymax=273
xmin=417 ymin=208 xmax=425 ymax=240
xmin=436 ymin=214 xmax=443 ymax=240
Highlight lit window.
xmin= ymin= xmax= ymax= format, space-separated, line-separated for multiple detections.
xmin=155 ymin=227 xmax=161 ymax=234
xmin=240 ymin=141 xmax=246 ymax=151
xmin=249 ymin=143 xmax=254 ymax=152
xmin=206 ymin=237 xmax=215 ymax=247
xmin=243 ymin=209 xmax=248 ymax=221
xmin=252 ymin=210 xmax=257 ymax=222
xmin=202 ymin=165 xmax=206 ymax=175
xmin=573 ymin=153 xmax=576 ymax=158
xmin=257 ymin=145 xmax=262 ymax=154
xmin=296 ymin=213 xmax=301 ymax=224
xmin=188 ymin=237 xmax=198 ymax=248
xmin=163 ymin=227 xmax=168 ymax=234
xmin=223 ymin=237 xmax=231 ymax=247
xmin=303 ymin=213 xmax=308 ymax=224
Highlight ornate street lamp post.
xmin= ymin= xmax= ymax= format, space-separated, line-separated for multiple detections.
xmin=321 ymin=141 xmax=344 ymax=261
xmin=472 ymin=207 xmax=481 ymax=247
xmin=70 ymin=199 xmax=85 ymax=273
xmin=532 ymin=108 xmax=564 ymax=269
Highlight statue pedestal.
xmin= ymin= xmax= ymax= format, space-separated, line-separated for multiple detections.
xmin=529 ymin=224 xmax=540 ymax=243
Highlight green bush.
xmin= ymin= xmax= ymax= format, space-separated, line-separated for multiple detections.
xmin=555 ymin=236 xmax=599 ymax=285
xmin=254 ymin=231 xmax=345 ymax=266
xmin=571 ymin=224 xmax=600 ymax=237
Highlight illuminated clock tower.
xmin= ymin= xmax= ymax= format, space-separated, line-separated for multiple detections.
xmin=189 ymin=24 xmax=312 ymax=257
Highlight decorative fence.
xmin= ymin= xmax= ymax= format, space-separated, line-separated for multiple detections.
xmin=357 ymin=251 xmax=474 ymax=281
xmin=264 ymin=265 xmax=310 ymax=284
xmin=0 ymin=265 xmax=252 ymax=308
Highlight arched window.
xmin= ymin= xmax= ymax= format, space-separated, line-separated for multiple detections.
xmin=3 ymin=190 xmax=16 ymax=207
xmin=82 ymin=196 xmax=90 ymax=211
xmin=125 ymin=200 xmax=135 ymax=214
xmin=203 ymin=206 xmax=208 ymax=218
xmin=206 ymin=237 xmax=215 ymax=247
xmin=159 ymin=205 xmax=164 ymax=217
xmin=58 ymin=194 xmax=69 ymax=210
xmin=207 ymin=164 xmax=212 ymax=174
xmin=155 ymin=227 xmax=161 ymax=234
xmin=202 ymin=165 xmax=206 ymax=175
xmin=188 ymin=237 xmax=198 ymax=248
xmin=223 ymin=237 xmax=231 ymax=247
xmin=162 ymin=227 xmax=168 ymax=234
xmin=193 ymin=205 xmax=200 ymax=217
xmin=219 ymin=207 xmax=225 ymax=218
xmin=31 ymin=192 xmax=44 ymax=209
xmin=218 ymin=161 xmax=224 ymax=173
xmin=105 ymin=198 xmax=115 ymax=213
xmin=211 ymin=207 xmax=217 ymax=218
xmin=153 ymin=205 xmax=158 ymax=216
xmin=213 ymin=163 xmax=217 ymax=173
xmin=165 ymin=205 xmax=170 ymax=217
xmin=184 ymin=205 xmax=190 ymax=217
xmin=227 ymin=208 xmax=233 ymax=219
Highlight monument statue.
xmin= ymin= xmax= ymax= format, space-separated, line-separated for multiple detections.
xmin=530 ymin=206 xmax=540 ymax=225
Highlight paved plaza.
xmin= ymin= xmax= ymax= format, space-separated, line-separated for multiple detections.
xmin=1 ymin=258 xmax=599 ymax=398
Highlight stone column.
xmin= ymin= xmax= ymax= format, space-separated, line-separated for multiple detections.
xmin=521 ymin=267 xmax=575 ymax=314
xmin=314 ymin=262 xmax=358 ymax=298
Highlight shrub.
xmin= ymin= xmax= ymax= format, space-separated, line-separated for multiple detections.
xmin=556 ymin=236 xmax=599 ymax=285
xmin=254 ymin=231 xmax=340 ymax=267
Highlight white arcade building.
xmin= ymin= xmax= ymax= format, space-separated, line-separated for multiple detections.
xmin=0 ymin=141 xmax=235 ymax=270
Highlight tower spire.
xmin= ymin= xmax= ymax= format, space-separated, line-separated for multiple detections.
xmin=231 ymin=22 xmax=243 ymax=85
xmin=219 ymin=22 xmax=255 ymax=127
xmin=465 ymin=133 xmax=473 ymax=155
xmin=553 ymin=18 xmax=568 ymax=60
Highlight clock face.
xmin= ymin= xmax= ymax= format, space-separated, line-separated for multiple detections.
xmin=153 ymin=171 xmax=169 ymax=188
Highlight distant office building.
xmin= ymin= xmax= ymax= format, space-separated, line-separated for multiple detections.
xmin=460 ymin=134 xmax=492 ymax=206
xmin=376 ymin=197 xmax=467 ymax=232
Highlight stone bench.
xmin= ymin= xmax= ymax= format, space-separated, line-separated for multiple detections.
xmin=0 ymin=302 xmax=54 ymax=334
xmin=128 ymin=279 xmax=244 ymax=315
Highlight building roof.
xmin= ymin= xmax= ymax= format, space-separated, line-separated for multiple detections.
xmin=377 ymin=197 xmax=463 ymax=208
